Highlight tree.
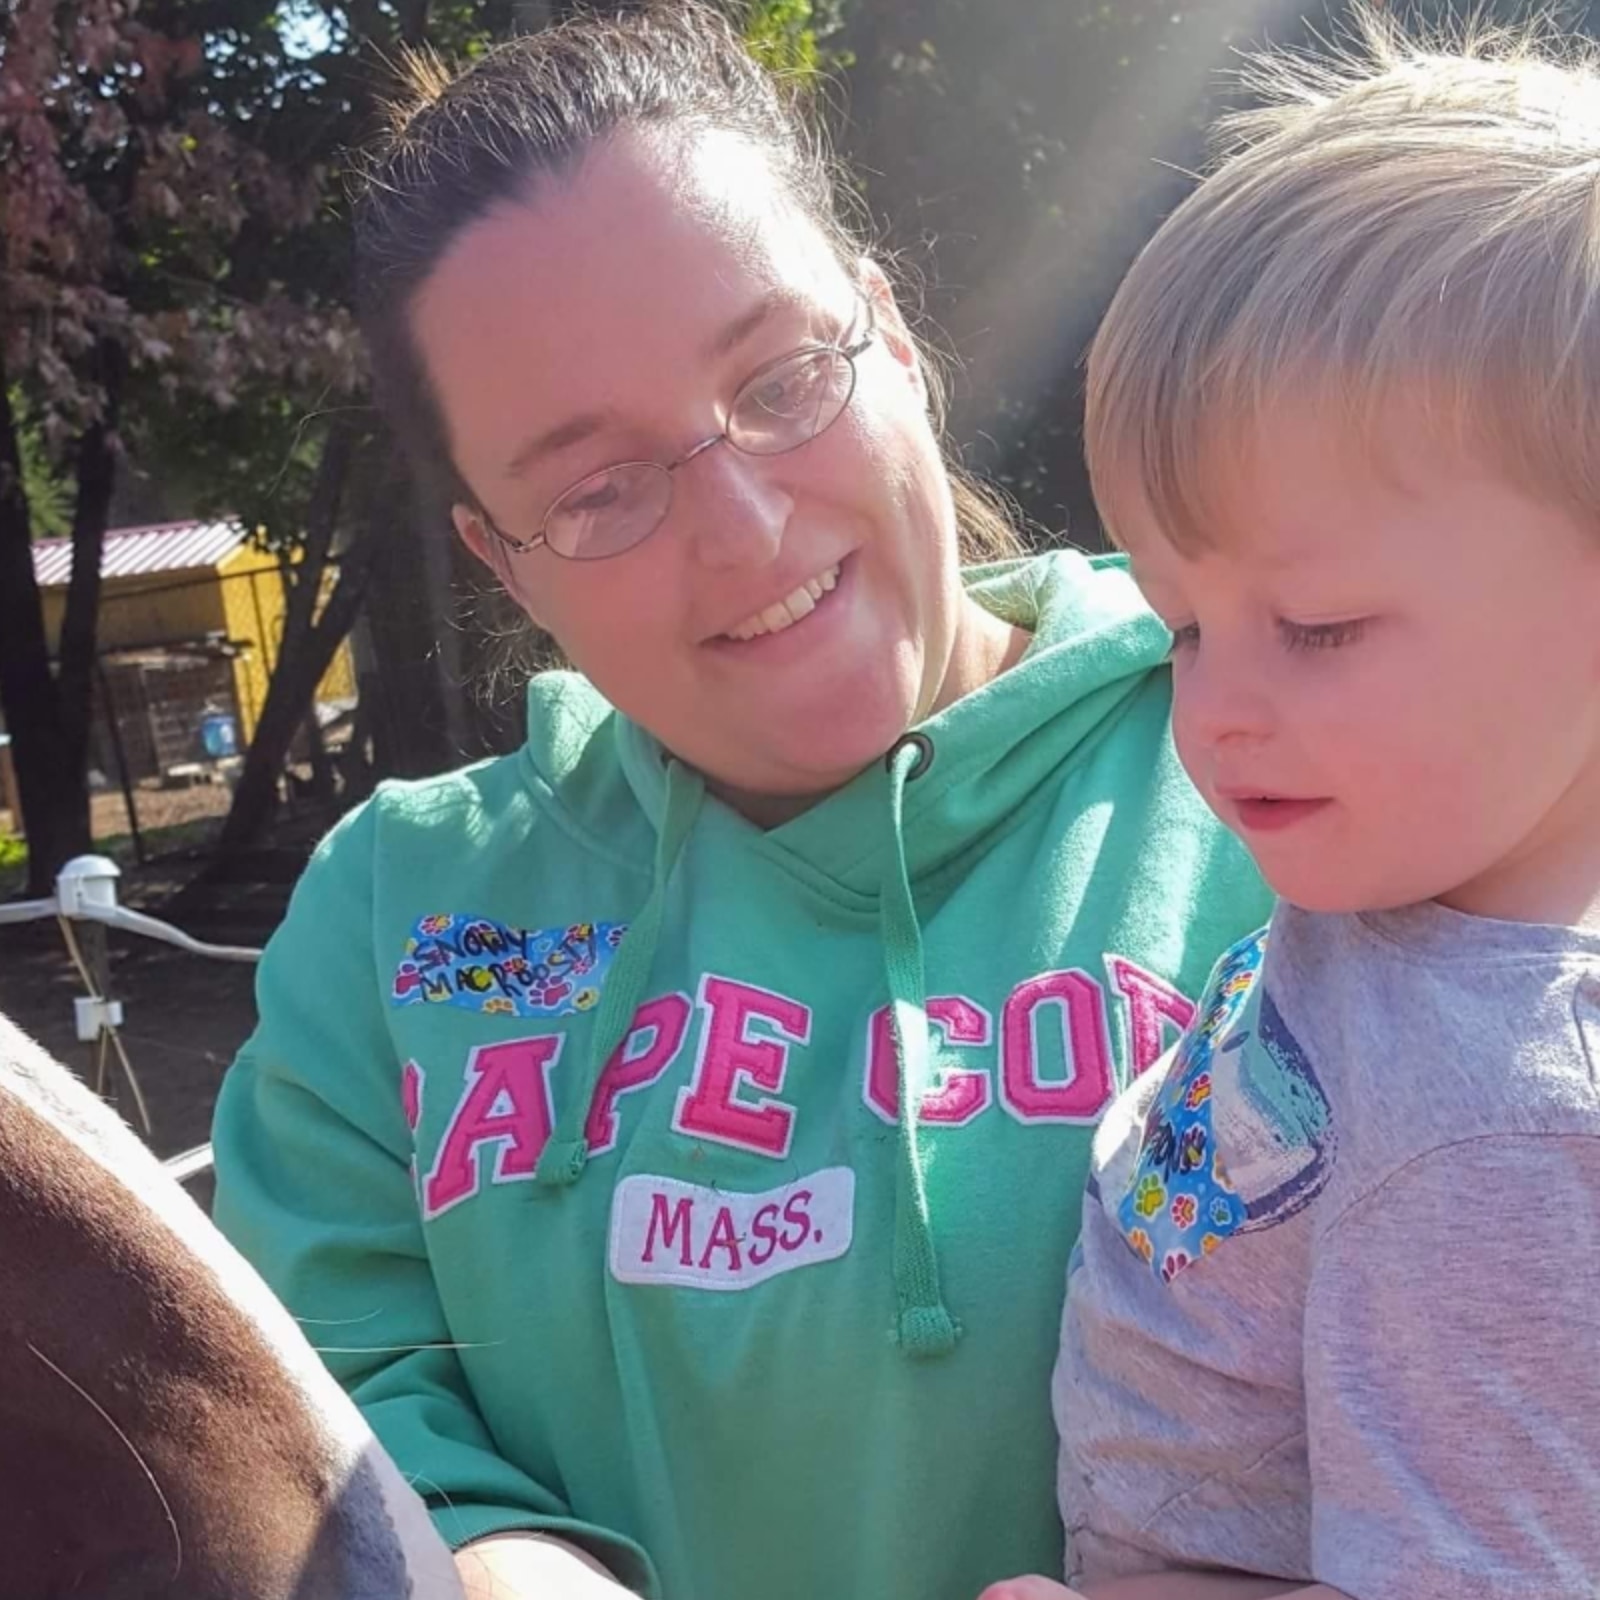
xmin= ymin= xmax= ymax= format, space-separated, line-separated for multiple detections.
xmin=0 ymin=0 xmax=356 ymax=892
xmin=832 ymin=0 xmax=1600 ymax=543
xmin=183 ymin=0 xmax=532 ymax=842
xmin=209 ymin=416 xmax=375 ymax=849
xmin=833 ymin=0 xmax=1320 ymax=545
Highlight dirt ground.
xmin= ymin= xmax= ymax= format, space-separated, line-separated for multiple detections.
xmin=0 ymin=819 xmax=328 ymax=1178
xmin=89 ymin=776 xmax=237 ymax=843
xmin=0 ymin=773 xmax=235 ymax=851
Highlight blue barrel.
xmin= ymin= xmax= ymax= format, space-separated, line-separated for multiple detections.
xmin=199 ymin=712 xmax=239 ymax=760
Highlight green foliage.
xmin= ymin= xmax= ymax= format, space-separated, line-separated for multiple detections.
xmin=824 ymin=0 xmax=1600 ymax=541
xmin=0 ymin=832 xmax=27 ymax=872
xmin=124 ymin=0 xmax=521 ymax=549
xmin=10 ymin=390 xmax=73 ymax=539
xmin=742 ymin=0 xmax=851 ymax=80
xmin=826 ymin=0 xmax=1328 ymax=540
xmin=744 ymin=0 xmax=819 ymax=75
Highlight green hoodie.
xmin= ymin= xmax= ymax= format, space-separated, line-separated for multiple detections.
xmin=212 ymin=550 xmax=1269 ymax=1600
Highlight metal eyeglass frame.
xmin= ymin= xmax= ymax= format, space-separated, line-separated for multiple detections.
xmin=478 ymin=296 xmax=878 ymax=561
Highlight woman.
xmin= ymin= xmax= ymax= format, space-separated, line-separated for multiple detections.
xmin=211 ymin=8 xmax=1270 ymax=1600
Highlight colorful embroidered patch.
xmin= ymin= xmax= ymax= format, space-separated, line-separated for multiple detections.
xmin=1116 ymin=930 xmax=1262 ymax=1283
xmin=392 ymin=914 xmax=627 ymax=1018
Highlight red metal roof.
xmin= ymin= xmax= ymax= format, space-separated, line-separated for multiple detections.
xmin=30 ymin=519 xmax=248 ymax=588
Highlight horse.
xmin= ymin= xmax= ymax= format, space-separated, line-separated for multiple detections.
xmin=0 ymin=1008 xmax=465 ymax=1599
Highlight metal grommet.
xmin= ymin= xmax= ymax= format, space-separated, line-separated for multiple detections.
xmin=885 ymin=731 xmax=935 ymax=782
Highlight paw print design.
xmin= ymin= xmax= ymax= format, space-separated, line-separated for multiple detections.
xmin=1160 ymin=1249 xmax=1193 ymax=1284
xmin=1133 ymin=1174 xmax=1167 ymax=1219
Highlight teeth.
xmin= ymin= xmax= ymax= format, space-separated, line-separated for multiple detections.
xmin=727 ymin=564 xmax=840 ymax=641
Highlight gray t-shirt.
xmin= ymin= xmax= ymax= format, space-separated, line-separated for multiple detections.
xmin=1056 ymin=901 xmax=1600 ymax=1600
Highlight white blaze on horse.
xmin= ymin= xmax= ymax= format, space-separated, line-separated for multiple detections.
xmin=0 ymin=1009 xmax=463 ymax=1600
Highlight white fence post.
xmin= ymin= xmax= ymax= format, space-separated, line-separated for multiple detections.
xmin=0 ymin=855 xmax=266 ymax=1189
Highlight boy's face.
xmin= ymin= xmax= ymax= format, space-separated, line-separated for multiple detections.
xmin=1117 ymin=402 xmax=1600 ymax=921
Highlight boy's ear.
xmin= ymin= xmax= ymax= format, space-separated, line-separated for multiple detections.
xmin=858 ymin=256 xmax=927 ymax=406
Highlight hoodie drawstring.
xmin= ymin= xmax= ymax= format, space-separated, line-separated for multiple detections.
xmin=881 ymin=735 xmax=961 ymax=1358
xmin=534 ymin=758 xmax=706 ymax=1190
xmin=532 ymin=738 xmax=958 ymax=1359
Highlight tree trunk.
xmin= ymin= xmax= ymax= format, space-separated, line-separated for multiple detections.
xmin=358 ymin=441 xmax=456 ymax=780
xmin=0 ymin=373 xmax=92 ymax=894
xmin=301 ymin=707 xmax=337 ymax=801
xmin=215 ymin=536 xmax=376 ymax=853
xmin=54 ymin=342 xmax=123 ymax=843
xmin=216 ymin=422 xmax=372 ymax=854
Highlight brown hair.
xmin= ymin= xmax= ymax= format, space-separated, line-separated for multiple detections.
xmin=352 ymin=0 xmax=1024 ymax=564
xmin=1086 ymin=4 xmax=1600 ymax=551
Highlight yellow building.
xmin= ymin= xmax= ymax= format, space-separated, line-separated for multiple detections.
xmin=31 ymin=519 xmax=356 ymax=780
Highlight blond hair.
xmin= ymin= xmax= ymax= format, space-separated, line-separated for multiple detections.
xmin=1085 ymin=5 xmax=1600 ymax=548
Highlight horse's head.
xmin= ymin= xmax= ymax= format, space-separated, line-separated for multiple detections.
xmin=0 ymin=1011 xmax=464 ymax=1599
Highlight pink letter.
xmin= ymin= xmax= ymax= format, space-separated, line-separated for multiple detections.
xmin=863 ymin=996 xmax=993 ymax=1126
xmin=584 ymin=992 xmax=692 ymax=1156
xmin=642 ymin=1192 xmax=695 ymax=1266
xmin=402 ymin=1059 xmax=424 ymax=1201
xmin=1001 ymin=970 xmax=1114 ymax=1124
xmin=780 ymin=1190 xmax=815 ymax=1251
xmin=698 ymin=1205 xmax=744 ymax=1272
xmin=423 ymin=1036 xmax=562 ymax=1218
xmin=672 ymin=976 xmax=810 ymax=1157
xmin=1106 ymin=955 xmax=1197 ymax=1080
xmin=401 ymin=1059 xmax=423 ymax=1134
xmin=748 ymin=1203 xmax=781 ymax=1266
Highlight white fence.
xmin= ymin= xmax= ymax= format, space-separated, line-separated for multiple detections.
xmin=0 ymin=855 xmax=263 ymax=1185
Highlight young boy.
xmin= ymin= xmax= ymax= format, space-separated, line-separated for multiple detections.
xmin=988 ymin=13 xmax=1600 ymax=1600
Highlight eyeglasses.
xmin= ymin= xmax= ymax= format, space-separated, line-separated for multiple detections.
xmin=480 ymin=298 xmax=876 ymax=562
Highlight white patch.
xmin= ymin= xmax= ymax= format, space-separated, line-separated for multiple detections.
xmin=609 ymin=1166 xmax=855 ymax=1290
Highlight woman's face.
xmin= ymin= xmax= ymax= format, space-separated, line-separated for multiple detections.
xmin=411 ymin=125 xmax=978 ymax=814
